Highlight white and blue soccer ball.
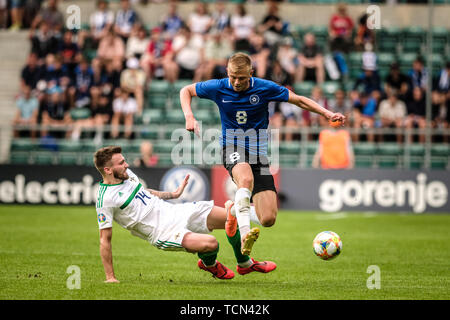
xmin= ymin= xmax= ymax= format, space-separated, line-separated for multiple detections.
xmin=313 ymin=231 xmax=342 ymax=260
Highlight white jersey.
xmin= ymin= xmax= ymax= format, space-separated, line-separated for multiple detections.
xmin=95 ymin=169 xmax=214 ymax=249
xmin=96 ymin=169 xmax=161 ymax=239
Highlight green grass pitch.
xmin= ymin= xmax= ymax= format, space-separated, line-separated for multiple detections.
xmin=0 ymin=205 xmax=449 ymax=300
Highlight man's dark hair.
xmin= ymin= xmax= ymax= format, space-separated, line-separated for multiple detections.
xmin=94 ymin=146 xmax=122 ymax=174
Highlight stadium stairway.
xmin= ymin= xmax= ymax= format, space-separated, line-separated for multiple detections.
xmin=0 ymin=30 xmax=30 ymax=163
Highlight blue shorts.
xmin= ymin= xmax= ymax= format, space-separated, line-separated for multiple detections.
xmin=10 ymin=0 xmax=25 ymax=9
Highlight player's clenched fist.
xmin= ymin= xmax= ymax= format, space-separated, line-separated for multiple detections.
xmin=185 ymin=114 xmax=200 ymax=136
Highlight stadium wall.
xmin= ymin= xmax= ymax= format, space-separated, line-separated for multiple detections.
xmin=1 ymin=165 xmax=449 ymax=213
xmin=61 ymin=1 xmax=450 ymax=28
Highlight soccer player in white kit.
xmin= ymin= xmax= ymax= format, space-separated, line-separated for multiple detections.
xmin=94 ymin=146 xmax=276 ymax=282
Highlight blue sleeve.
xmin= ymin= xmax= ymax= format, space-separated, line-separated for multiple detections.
xmin=265 ymin=80 xmax=289 ymax=102
xmin=195 ymin=79 xmax=221 ymax=101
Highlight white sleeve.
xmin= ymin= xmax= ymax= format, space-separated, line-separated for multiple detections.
xmin=96 ymin=206 xmax=114 ymax=229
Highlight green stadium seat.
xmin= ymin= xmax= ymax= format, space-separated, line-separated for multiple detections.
xmin=10 ymin=152 xmax=29 ymax=164
xmin=279 ymin=155 xmax=299 ymax=168
xmin=10 ymin=139 xmax=37 ymax=151
xmin=378 ymin=26 xmax=401 ymax=52
xmin=139 ymin=126 xmax=160 ymax=140
xmin=157 ymin=154 xmax=174 ymax=167
xmin=378 ymin=143 xmax=402 ymax=156
xmin=355 ymin=156 xmax=373 ymax=168
xmin=141 ymin=109 xmax=164 ymax=124
xmin=195 ymin=109 xmax=214 ymax=125
xmin=280 ymin=142 xmax=301 ymax=155
xmin=70 ymin=108 xmax=91 ymax=120
xmin=154 ymin=140 xmax=177 ymax=154
xmin=147 ymin=80 xmax=171 ymax=96
xmin=398 ymin=53 xmax=418 ymax=73
xmin=33 ymin=153 xmax=54 ymax=165
xmin=146 ymin=95 xmax=168 ymax=110
xmin=430 ymin=157 xmax=448 ymax=170
xmin=306 ymin=143 xmax=318 ymax=155
xmin=348 ymin=52 xmax=363 ymax=69
xmin=321 ymin=81 xmax=341 ymax=99
xmin=293 ymin=81 xmax=314 ymax=96
xmin=165 ymin=109 xmax=185 ymax=124
xmin=58 ymin=153 xmax=79 ymax=165
xmin=407 ymin=144 xmax=425 ymax=156
xmin=195 ymin=98 xmax=216 ymax=110
xmin=431 ymin=144 xmax=449 ymax=156
xmin=82 ymin=140 xmax=99 ymax=153
xmin=353 ymin=143 xmax=376 ymax=156
xmin=408 ymin=156 xmax=424 ymax=169
xmin=377 ymin=53 xmax=396 ymax=69
xmin=378 ymin=156 xmax=398 ymax=169
xmin=58 ymin=140 xmax=82 ymax=152
xmin=81 ymin=153 xmax=94 ymax=166
xmin=172 ymin=80 xmax=192 ymax=95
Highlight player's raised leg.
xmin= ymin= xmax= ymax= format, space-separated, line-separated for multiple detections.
xmin=224 ymin=201 xmax=276 ymax=275
xmin=231 ymin=162 xmax=260 ymax=255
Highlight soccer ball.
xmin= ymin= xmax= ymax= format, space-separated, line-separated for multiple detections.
xmin=313 ymin=231 xmax=342 ymax=260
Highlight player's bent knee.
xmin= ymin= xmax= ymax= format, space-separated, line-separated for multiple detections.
xmin=260 ymin=215 xmax=276 ymax=227
xmin=202 ymin=236 xmax=218 ymax=253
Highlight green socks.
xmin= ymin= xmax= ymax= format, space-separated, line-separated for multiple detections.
xmin=226 ymin=228 xmax=251 ymax=265
xmin=198 ymin=244 xmax=219 ymax=267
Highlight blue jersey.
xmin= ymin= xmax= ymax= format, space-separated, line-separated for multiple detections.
xmin=195 ymin=77 xmax=289 ymax=156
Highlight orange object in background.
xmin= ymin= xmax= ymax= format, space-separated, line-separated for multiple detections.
xmin=319 ymin=129 xmax=351 ymax=169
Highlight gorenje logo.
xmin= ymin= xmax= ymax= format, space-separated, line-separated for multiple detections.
xmin=319 ymin=173 xmax=448 ymax=213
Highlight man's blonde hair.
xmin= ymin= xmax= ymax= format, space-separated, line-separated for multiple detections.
xmin=228 ymin=52 xmax=252 ymax=72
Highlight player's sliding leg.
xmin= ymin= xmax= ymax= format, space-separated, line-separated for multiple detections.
xmin=225 ymin=201 xmax=277 ymax=275
xmin=182 ymin=232 xmax=234 ymax=280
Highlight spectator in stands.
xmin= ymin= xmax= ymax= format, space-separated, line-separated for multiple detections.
xmin=276 ymin=37 xmax=298 ymax=81
xmin=230 ymin=3 xmax=255 ymax=52
xmin=409 ymin=56 xmax=428 ymax=91
xmin=378 ymin=90 xmax=407 ymax=143
xmin=172 ymin=25 xmax=205 ymax=82
xmin=13 ymin=85 xmax=39 ymax=138
xmin=90 ymin=0 xmax=115 ymax=43
xmin=91 ymin=92 xmax=113 ymax=144
xmin=312 ymin=124 xmax=354 ymax=169
xmin=384 ymin=62 xmax=410 ymax=101
xmin=248 ymin=32 xmax=270 ymax=79
xmin=328 ymin=89 xmax=352 ymax=119
xmin=23 ymin=0 xmax=43 ymax=29
xmin=328 ymin=2 xmax=354 ymax=54
xmin=351 ymin=91 xmax=377 ymax=142
xmin=304 ymin=86 xmax=329 ymax=129
xmin=9 ymin=0 xmax=25 ymax=30
xmin=30 ymin=21 xmax=59 ymax=60
xmin=111 ymin=87 xmax=138 ymax=139
xmin=405 ymin=87 xmax=426 ymax=143
xmin=431 ymin=90 xmax=447 ymax=142
xmin=268 ymin=88 xmax=301 ymax=142
xmin=133 ymin=140 xmax=159 ymax=167
xmin=97 ymin=28 xmax=125 ymax=67
xmin=188 ymin=1 xmax=213 ymax=36
xmin=126 ymin=24 xmax=149 ymax=60
xmin=41 ymin=54 xmax=68 ymax=93
xmin=31 ymin=0 xmax=63 ymax=33
xmin=58 ymin=30 xmax=79 ymax=74
xmin=141 ymin=26 xmax=175 ymax=82
xmin=160 ymin=0 xmax=184 ymax=39
xmin=68 ymin=57 xmax=94 ymax=109
xmin=121 ymin=57 xmax=145 ymax=114
xmin=266 ymin=60 xmax=292 ymax=87
xmin=202 ymin=29 xmax=233 ymax=80
xmin=296 ymin=32 xmax=325 ymax=84
xmin=436 ymin=62 xmax=450 ymax=94
xmin=353 ymin=49 xmax=382 ymax=102
xmin=210 ymin=0 xmax=231 ymax=33
xmin=258 ymin=0 xmax=285 ymax=47
xmin=40 ymin=86 xmax=72 ymax=138
xmin=0 ymin=0 xmax=7 ymax=29
xmin=354 ymin=13 xmax=375 ymax=52
xmin=114 ymin=0 xmax=139 ymax=41
xmin=21 ymin=52 xmax=44 ymax=91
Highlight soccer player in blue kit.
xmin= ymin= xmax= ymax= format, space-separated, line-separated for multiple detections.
xmin=180 ymin=52 xmax=345 ymax=256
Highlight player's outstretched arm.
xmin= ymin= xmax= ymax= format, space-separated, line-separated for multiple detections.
xmin=99 ymin=227 xmax=119 ymax=283
xmin=180 ymin=84 xmax=200 ymax=136
xmin=287 ymin=90 xmax=346 ymax=124
xmin=148 ymin=174 xmax=190 ymax=200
